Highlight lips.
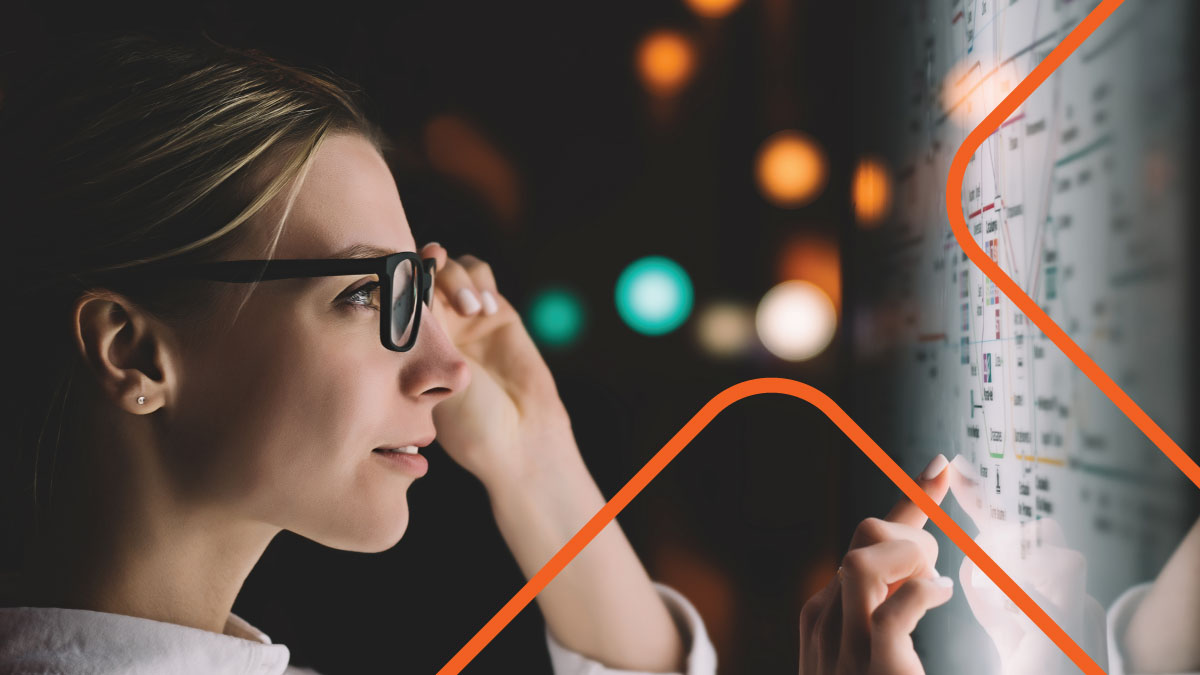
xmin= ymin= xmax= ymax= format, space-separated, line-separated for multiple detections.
xmin=373 ymin=445 xmax=419 ymax=455
xmin=372 ymin=435 xmax=436 ymax=454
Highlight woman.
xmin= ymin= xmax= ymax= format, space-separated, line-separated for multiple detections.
xmin=0 ymin=29 xmax=954 ymax=674
xmin=0 ymin=30 xmax=711 ymax=674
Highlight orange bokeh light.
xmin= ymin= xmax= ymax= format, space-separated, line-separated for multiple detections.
xmin=684 ymin=0 xmax=743 ymax=19
xmin=636 ymin=30 xmax=695 ymax=97
xmin=755 ymin=130 xmax=827 ymax=207
xmin=423 ymin=114 xmax=521 ymax=228
xmin=852 ymin=156 xmax=893 ymax=227
xmin=778 ymin=233 xmax=841 ymax=313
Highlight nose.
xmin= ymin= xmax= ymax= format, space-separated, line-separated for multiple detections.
xmin=400 ymin=304 xmax=471 ymax=401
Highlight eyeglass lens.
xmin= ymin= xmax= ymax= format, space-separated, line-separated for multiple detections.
xmin=390 ymin=258 xmax=418 ymax=348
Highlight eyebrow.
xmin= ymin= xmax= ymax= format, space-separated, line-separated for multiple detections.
xmin=328 ymin=242 xmax=402 ymax=259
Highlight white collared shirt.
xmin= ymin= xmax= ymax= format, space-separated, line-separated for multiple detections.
xmin=0 ymin=581 xmax=717 ymax=674
xmin=1106 ymin=582 xmax=1199 ymax=675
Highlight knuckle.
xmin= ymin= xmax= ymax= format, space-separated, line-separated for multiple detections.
xmin=458 ymin=253 xmax=488 ymax=269
xmin=918 ymin=529 xmax=939 ymax=562
xmin=896 ymin=538 xmax=924 ymax=564
xmin=458 ymin=255 xmax=496 ymax=285
xmin=841 ymin=548 xmax=871 ymax=576
xmin=855 ymin=517 xmax=888 ymax=543
xmin=473 ymin=263 xmax=496 ymax=282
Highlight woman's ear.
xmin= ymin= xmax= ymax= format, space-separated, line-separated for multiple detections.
xmin=71 ymin=290 xmax=179 ymax=415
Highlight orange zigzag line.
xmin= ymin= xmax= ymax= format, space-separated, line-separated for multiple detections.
xmin=439 ymin=379 xmax=1099 ymax=674
xmin=950 ymin=0 xmax=1200 ymax=485
xmin=943 ymin=0 xmax=1200 ymax=671
xmin=439 ymin=1 xmax=1199 ymax=673
xmin=947 ymin=0 xmax=1200 ymax=491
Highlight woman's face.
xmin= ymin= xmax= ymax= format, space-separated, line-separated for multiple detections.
xmin=160 ymin=132 xmax=471 ymax=552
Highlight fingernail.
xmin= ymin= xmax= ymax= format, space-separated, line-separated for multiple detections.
xmin=457 ymin=288 xmax=481 ymax=314
xmin=933 ymin=575 xmax=954 ymax=588
xmin=921 ymin=453 xmax=949 ymax=480
xmin=480 ymin=290 xmax=498 ymax=315
xmin=424 ymin=241 xmax=441 ymax=249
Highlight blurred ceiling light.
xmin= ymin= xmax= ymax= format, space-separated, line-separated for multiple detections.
xmin=755 ymin=280 xmax=837 ymax=361
xmin=755 ymin=130 xmax=827 ymax=207
xmin=778 ymin=233 xmax=841 ymax=313
xmin=939 ymin=58 xmax=988 ymax=129
xmin=615 ymin=255 xmax=694 ymax=336
xmin=422 ymin=113 xmax=521 ymax=228
xmin=684 ymin=0 xmax=743 ymax=19
xmin=940 ymin=58 xmax=977 ymax=112
xmin=526 ymin=285 xmax=586 ymax=349
xmin=637 ymin=29 xmax=696 ymax=97
xmin=695 ymin=301 xmax=755 ymax=358
xmin=852 ymin=156 xmax=893 ymax=227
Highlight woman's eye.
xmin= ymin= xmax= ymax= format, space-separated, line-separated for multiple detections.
xmin=341 ymin=281 xmax=381 ymax=310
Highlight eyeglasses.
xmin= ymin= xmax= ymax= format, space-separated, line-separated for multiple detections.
xmin=92 ymin=253 xmax=437 ymax=352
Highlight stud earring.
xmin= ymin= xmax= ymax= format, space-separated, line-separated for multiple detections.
xmin=137 ymin=395 xmax=146 ymax=405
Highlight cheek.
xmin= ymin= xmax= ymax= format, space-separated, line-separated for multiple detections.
xmin=257 ymin=338 xmax=416 ymax=550
xmin=167 ymin=306 xmax=392 ymax=520
xmin=248 ymin=334 xmax=393 ymax=508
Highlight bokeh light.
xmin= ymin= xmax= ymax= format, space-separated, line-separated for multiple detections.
xmin=755 ymin=130 xmax=827 ymax=207
xmin=615 ymin=255 xmax=694 ymax=336
xmin=423 ymin=113 xmax=522 ymax=228
xmin=755 ymin=280 xmax=837 ymax=361
xmin=684 ymin=0 xmax=743 ymax=19
xmin=526 ymin=285 xmax=586 ymax=348
xmin=777 ymin=233 xmax=841 ymax=313
xmin=636 ymin=29 xmax=696 ymax=97
xmin=695 ymin=301 xmax=755 ymax=358
xmin=940 ymin=59 xmax=976 ymax=111
xmin=852 ymin=156 xmax=893 ymax=227
xmin=939 ymin=58 xmax=1018 ymax=130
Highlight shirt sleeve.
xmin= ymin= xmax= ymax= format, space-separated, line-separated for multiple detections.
xmin=543 ymin=581 xmax=718 ymax=675
xmin=1106 ymin=581 xmax=1200 ymax=675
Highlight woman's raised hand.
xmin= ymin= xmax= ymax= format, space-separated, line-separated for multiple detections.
xmin=419 ymin=242 xmax=576 ymax=489
xmin=797 ymin=455 xmax=954 ymax=675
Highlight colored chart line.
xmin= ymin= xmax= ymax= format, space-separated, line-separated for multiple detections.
xmin=945 ymin=0 xmax=1199 ymax=671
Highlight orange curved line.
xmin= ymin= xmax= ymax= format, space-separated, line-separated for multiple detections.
xmin=942 ymin=0 xmax=1200 ymax=670
xmin=439 ymin=378 xmax=1103 ymax=674
xmin=437 ymin=2 xmax=1199 ymax=673
xmin=946 ymin=0 xmax=1199 ymax=492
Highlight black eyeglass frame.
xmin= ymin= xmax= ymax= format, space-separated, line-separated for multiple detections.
xmin=94 ymin=253 xmax=437 ymax=352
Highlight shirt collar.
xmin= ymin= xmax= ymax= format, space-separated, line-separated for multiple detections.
xmin=0 ymin=604 xmax=292 ymax=674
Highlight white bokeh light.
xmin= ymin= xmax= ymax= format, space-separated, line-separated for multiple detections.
xmin=695 ymin=301 xmax=754 ymax=358
xmin=755 ymin=280 xmax=837 ymax=361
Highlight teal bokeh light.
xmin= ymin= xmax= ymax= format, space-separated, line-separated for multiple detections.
xmin=526 ymin=285 xmax=586 ymax=348
xmin=614 ymin=255 xmax=693 ymax=336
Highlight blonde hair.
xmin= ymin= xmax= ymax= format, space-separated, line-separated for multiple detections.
xmin=0 ymin=29 xmax=392 ymax=572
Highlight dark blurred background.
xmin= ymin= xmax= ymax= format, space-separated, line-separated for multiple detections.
xmin=1 ymin=1 xmax=906 ymax=672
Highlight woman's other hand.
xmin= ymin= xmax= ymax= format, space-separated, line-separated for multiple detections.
xmin=419 ymin=242 xmax=576 ymax=488
xmin=798 ymin=454 xmax=954 ymax=675
xmin=420 ymin=242 xmax=689 ymax=671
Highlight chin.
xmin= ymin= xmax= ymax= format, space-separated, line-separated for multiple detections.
xmin=310 ymin=505 xmax=411 ymax=553
xmin=361 ymin=510 xmax=411 ymax=553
